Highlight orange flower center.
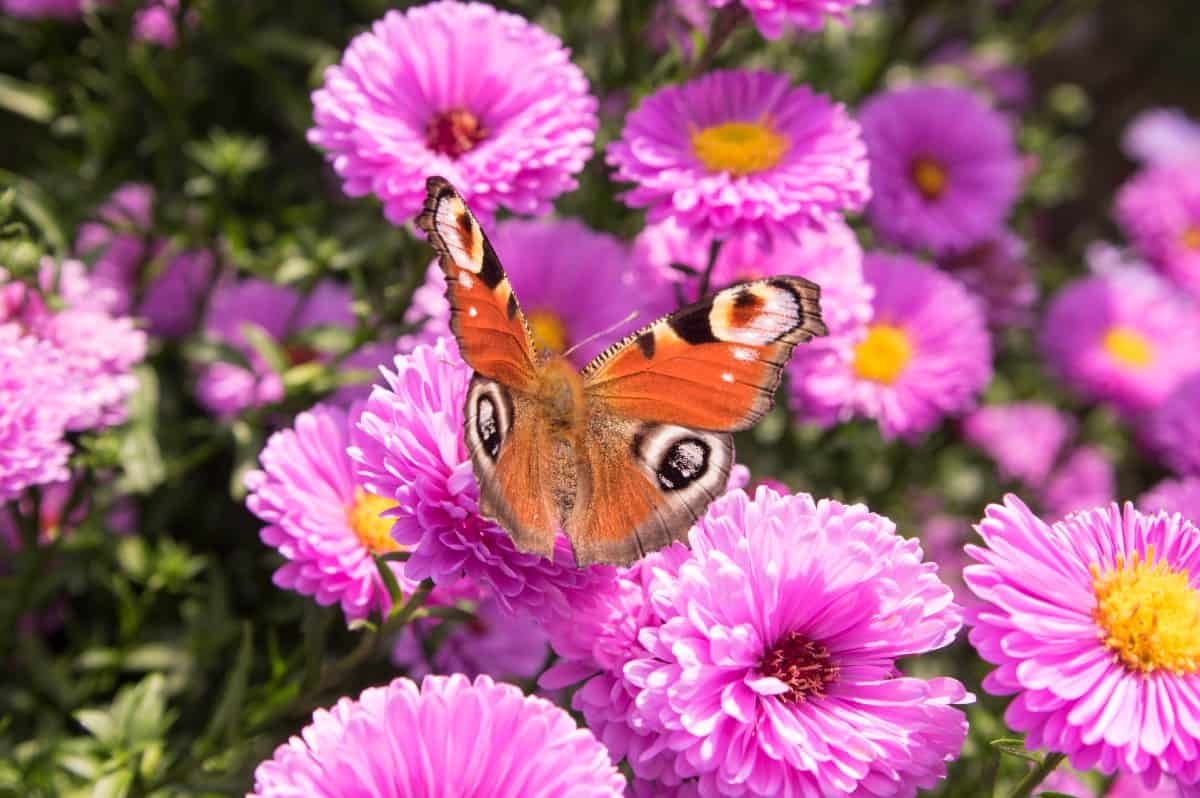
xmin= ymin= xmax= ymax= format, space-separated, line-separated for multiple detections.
xmin=527 ymin=309 xmax=570 ymax=354
xmin=425 ymin=108 xmax=487 ymax=158
xmin=910 ymin=157 xmax=948 ymax=200
xmin=1102 ymin=327 xmax=1153 ymax=369
xmin=853 ymin=324 xmax=914 ymax=384
xmin=691 ymin=120 xmax=790 ymax=177
xmin=346 ymin=490 xmax=401 ymax=555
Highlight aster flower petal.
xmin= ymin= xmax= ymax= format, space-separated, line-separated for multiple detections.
xmin=1115 ymin=159 xmax=1200 ymax=300
xmin=309 ymin=1 xmax=597 ymax=225
xmin=711 ymin=0 xmax=874 ymax=39
xmin=608 ymin=69 xmax=869 ymax=246
xmin=250 ymin=674 xmax=626 ymax=798
xmin=860 ymin=84 xmax=1021 ymax=254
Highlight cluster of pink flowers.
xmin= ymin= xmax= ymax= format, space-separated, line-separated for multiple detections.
xmin=1 ymin=260 xmax=146 ymax=501
xmin=1 ymin=0 xmax=193 ymax=46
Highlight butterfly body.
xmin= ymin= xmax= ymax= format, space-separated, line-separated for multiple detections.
xmin=417 ymin=176 xmax=827 ymax=566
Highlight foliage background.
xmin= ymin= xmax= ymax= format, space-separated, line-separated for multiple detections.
xmin=1 ymin=1 xmax=1198 ymax=796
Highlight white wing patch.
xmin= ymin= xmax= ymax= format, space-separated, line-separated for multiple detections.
xmin=708 ymin=283 xmax=801 ymax=346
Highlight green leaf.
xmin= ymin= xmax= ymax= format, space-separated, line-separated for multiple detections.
xmin=0 ymin=74 xmax=54 ymax=124
xmin=74 ymin=710 xmax=116 ymax=745
xmin=90 ymin=770 xmax=131 ymax=798
xmin=239 ymin=322 xmax=289 ymax=376
xmin=202 ymin=621 xmax=253 ymax=747
xmin=990 ymin=738 xmax=1040 ymax=763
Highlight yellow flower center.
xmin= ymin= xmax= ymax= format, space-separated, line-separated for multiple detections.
xmin=527 ymin=309 xmax=569 ymax=354
xmin=1091 ymin=546 xmax=1200 ymax=675
xmin=1181 ymin=225 xmax=1200 ymax=251
xmin=910 ymin=157 xmax=948 ymax=200
xmin=346 ymin=490 xmax=401 ymax=555
xmin=691 ymin=120 xmax=790 ymax=177
xmin=853 ymin=324 xmax=913 ymax=384
xmin=1103 ymin=327 xmax=1154 ymax=369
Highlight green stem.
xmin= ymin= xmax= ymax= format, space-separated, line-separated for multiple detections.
xmin=687 ymin=5 xmax=747 ymax=80
xmin=1008 ymin=752 xmax=1066 ymax=798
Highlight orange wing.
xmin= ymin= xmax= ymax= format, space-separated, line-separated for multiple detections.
xmin=415 ymin=176 xmax=539 ymax=391
xmin=581 ymin=277 xmax=827 ymax=432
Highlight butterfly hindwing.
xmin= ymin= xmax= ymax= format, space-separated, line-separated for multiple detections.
xmin=568 ymin=416 xmax=733 ymax=566
xmin=463 ymin=375 xmax=560 ymax=557
xmin=581 ymin=277 xmax=828 ymax=432
xmin=416 ymin=177 xmax=539 ymax=390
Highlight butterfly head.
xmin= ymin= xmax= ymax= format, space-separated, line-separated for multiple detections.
xmin=534 ymin=355 xmax=586 ymax=438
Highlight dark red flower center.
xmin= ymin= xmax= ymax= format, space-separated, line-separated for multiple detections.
xmin=425 ymin=108 xmax=487 ymax=159
xmin=758 ymin=631 xmax=839 ymax=704
xmin=284 ymin=343 xmax=320 ymax=366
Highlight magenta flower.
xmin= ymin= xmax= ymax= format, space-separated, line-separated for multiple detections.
xmin=707 ymin=0 xmax=873 ymax=39
xmin=1040 ymin=269 xmax=1200 ymax=417
xmin=245 ymin=403 xmax=473 ymax=622
xmin=607 ymin=69 xmax=869 ymax=246
xmin=249 ymin=674 xmax=627 ymax=798
xmin=859 ymin=84 xmax=1021 ymax=254
xmin=798 ymin=251 xmax=992 ymax=439
xmin=618 ymin=487 xmax=968 ymax=796
xmin=195 ymin=278 xmax=355 ymax=418
xmin=132 ymin=0 xmax=195 ymax=47
xmin=1109 ymin=772 xmax=1190 ymax=797
xmin=1124 ymin=108 xmax=1200 ymax=166
xmin=939 ymin=232 xmax=1037 ymax=329
xmin=0 ymin=0 xmax=89 ymax=18
xmin=309 ymin=1 xmax=597 ymax=226
xmin=6 ymin=259 xmax=148 ymax=431
xmin=349 ymin=341 xmax=617 ymax=619
xmin=0 ymin=325 xmax=72 ymax=501
xmin=1041 ymin=446 xmax=1116 ymax=522
xmin=962 ymin=402 xmax=1075 ymax=485
xmin=391 ymin=594 xmax=548 ymax=681
xmin=77 ymin=184 xmax=214 ymax=338
xmin=1139 ymin=477 xmax=1200 ymax=525
xmin=632 ymin=216 xmax=874 ymax=425
xmin=1115 ymin=160 xmax=1200 ymax=300
xmin=965 ymin=497 xmax=1200 ymax=791
xmin=1147 ymin=373 xmax=1200 ymax=477
xmin=402 ymin=217 xmax=674 ymax=367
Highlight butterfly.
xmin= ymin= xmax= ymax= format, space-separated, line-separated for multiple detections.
xmin=416 ymin=176 xmax=827 ymax=566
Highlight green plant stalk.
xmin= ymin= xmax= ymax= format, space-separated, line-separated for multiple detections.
xmin=1008 ymin=752 xmax=1067 ymax=798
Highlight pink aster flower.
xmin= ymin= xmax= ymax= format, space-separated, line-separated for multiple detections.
xmin=859 ymin=84 xmax=1021 ymax=254
xmin=619 ymin=487 xmax=969 ymax=796
xmin=195 ymin=277 xmax=354 ymax=418
xmin=1040 ymin=269 xmax=1200 ymax=417
xmin=797 ymin=251 xmax=992 ymax=439
xmin=1035 ymin=768 xmax=1094 ymax=797
xmin=77 ymin=184 xmax=214 ymax=338
xmin=309 ymin=1 xmax=597 ymax=226
xmin=249 ymin=674 xmax=626 ymax=798
xmin=962 ymin=401 xmax=1075 ymax=485
xmin=1041 ymin=446 xmax=1116 ymax=522
xmin=402 ymin=217 xmax=674 ymax=367
xmin=965 ymin=497 xmax=1200 ymax=791
xmin=348 ymin=341 xmax=617 ymax=619
xmin=245 ymin=402 xmax=463 ymax=622
xmin=1115 ymin=160 xmax=1200 ymax=300
xmin=132 ymin=0 xmax=195 ymax=47
xmin=1 ymin=0 xmax=88 ymax=18
xmin=5 ymin=259 xmax=148 ymax=431
xmin=709 ymin=0 xmax=872 ymax=39
xmin=1140 ymin=478 xmax=1200 ymax=525
xmin=1110 ymin=772 xmax=1190 ymax=797
xmin=607 ymin=69 xmax=869 ymax=246
xmin=632 ymin=216 xmax=874 ymax=422
xmin=1124 ymin=108 xmax=1200 ymax=167
xmin=0 ymin=325 xmax=72 ymax=501
xmin=939 ymin=231 xmax=1037 ymax=329
xmin=391 ymin=594 xmax=548 ymax=681
xmin=1147 ymin=373 xmax=1200 ymax=477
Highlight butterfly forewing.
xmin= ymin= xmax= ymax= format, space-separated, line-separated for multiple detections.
xmin=415 ymin=177 xmax=540 ymax=391
xmin=581 ymin=277 xmax=828 ymax=432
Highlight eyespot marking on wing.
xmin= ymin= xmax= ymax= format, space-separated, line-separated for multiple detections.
xmin=710 ymin=282 xmax=801 ymax=345
xmin=465 ymin=377 xmax=513 ymax=465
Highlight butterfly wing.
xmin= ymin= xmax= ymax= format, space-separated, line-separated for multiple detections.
xmin=565 ymin=277 xmax=827 ymax=565
xmin=415 ymin=176 xmax=539 ymax=390
xmin=418 ymin=177 xmax=557 ymax=553
xmin=568 ymin=417 xmax=733 ymax=566
xmin=581 ymin=277 xmax=828 ymax=432
xmin=464 ymin=375 xmax=560 ymax=557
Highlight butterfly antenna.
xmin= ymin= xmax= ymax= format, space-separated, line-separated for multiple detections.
xmin=562 ymin=310 xmax=640 ymax=358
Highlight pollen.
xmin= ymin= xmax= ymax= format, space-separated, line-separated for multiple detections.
xmin=691 ymin=119 xmax=790 ymax=177
xmin=1103 ymin=326 xmax=1154 ymax=369
xmin=346 ymin=489 xmax=401 ymax=555
xmin=1091 ymin=546 xmax=1200 ymax=675
xmin=527 ymin=309 xmax=570 ymax=353
xmin=1181 ymin=225 xmax=1200 ymax=251
xmin=425 ymin=107 xmax=487 ymax=158
xmin=910 ymin=156 xmax=948 ymax=200
xmin=759 ymin=631 xmax=839 ymax=704
xmin=853 ymin=323 xmax=914 ymax=385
